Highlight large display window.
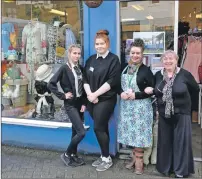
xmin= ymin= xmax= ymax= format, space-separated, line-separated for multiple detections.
xmin=1 ymin=0 xmax=83 ymax=122
xmin=120 ymin=1 xmax=175 ymax=73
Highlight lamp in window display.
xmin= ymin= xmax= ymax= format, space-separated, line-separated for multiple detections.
xmin=34 ymin=64 xmax=55 ymax=119
xmin=84 ymin=0 xmax=103 ymax=8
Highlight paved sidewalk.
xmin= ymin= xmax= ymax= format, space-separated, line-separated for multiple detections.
xmin=1 ymin=145 xmax=201 ymax=179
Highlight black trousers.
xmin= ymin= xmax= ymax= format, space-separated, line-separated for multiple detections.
xmin=156 ymin=114 xmax=194 ymax=176
xmin=64 ymin=97 xmax=85 ymax=155
xmin=87 ymin=96 xmax=117 ymax=157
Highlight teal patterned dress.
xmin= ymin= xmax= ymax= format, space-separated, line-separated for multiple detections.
xmin=118 ymin=65 xmax=153 ymax=148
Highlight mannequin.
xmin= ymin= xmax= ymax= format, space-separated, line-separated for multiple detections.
xmin=35 ymin=64 xmax=55 ymax=119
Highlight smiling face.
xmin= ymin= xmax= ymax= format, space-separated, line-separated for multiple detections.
xmin=162 ymin=52 xmax=178 ymax=71
xmin=95 ymin=38 xmax=109 ymax=55
xmin=129 ymin=46 xmax=143 ymax=64
xmin=69 ymin=47 xmax=81 ymax=64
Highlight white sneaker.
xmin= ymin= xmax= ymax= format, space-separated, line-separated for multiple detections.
xmin=92 ymin=156 xmax=102 ymax=167
xmin=96 ymin=156 xmax=113 ymax=172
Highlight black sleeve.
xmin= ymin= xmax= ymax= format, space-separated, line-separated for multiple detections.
xmin=80 ymin=66 xmax=88 ymax=105
xmin=83 ymin=58 xmax=90 ymax=84
xmin=135 ymin=67 xmax=155 ymax=99
xmin=106 ymin=56 xmax=121 ymax=88
xmin=186 ymin=71 xmax=200 ymax=110
xmin=47 ymin=67 xmax=66 ymax=100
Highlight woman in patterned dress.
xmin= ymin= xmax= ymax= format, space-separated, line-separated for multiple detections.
xmin=118 ymin=38 xmax=154 ymax=174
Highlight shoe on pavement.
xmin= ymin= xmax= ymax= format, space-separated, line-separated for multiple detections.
xmin=60 ymin=153 xmax=77 ymax=167
xmin=71 ymin=154 xmax=85 ymax=166
xmin=96 ymin=156 xmax=113 ymax=172
xmin=92 ymin=156 xmax=102 ymax=167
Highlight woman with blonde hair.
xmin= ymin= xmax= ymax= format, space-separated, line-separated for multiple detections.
xmin=48 ymin=44 xmax=87 ymax=167
xmin=145 ymin=50 xmax=199 ymax=178
xmin=83 ymin=29 xmax=121 ymax=172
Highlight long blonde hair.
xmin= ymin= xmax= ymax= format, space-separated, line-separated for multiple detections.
xmin=66 ymin=44 xmax=81 ymax=68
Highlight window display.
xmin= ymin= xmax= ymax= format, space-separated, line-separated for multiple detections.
xmin=120 ymin=1 xmax=175 ymax=67
xmin=1 ymin=0 xmax=83 ymax=122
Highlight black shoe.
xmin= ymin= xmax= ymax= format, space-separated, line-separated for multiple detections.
xmin=175 ymin=175 xmax=188 ymax=178
xmin=71 ymin=154 xmax=85 ymax=166
xmin=60 ymin=153 xmax=77 ymax=167
xmin=175 ymin=174 xmax=184 ymax=178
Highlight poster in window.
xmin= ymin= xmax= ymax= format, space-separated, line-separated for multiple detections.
xmin=125 ymin=39 xmax=133 ymax=62
xmin=133 ymin=32 xmax=165 ymax=54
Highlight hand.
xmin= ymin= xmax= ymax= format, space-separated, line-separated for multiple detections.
xmin=144 ymin=87 xmax=154 ymax=94
xmin=128 ymin=92 xmax=135 ymax=100
xmin=120 ymin=92 xmax=129 ymax=100
xmin=65 ymin=92 xmax=73 ymax=99
xmin=87 ymin=92 xmax=98 ymax=103
xmin=156 ymin=111 xmax=159 ymax=120
xmin=92 ymin=98 xmax=99 ymax=104
xmin=80 ymin=105 xmax=86 ymax=112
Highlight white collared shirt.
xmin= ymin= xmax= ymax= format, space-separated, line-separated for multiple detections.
xmin=67 ymin=62 xmax=82 ymax=97
xmin=96 ymin=50 xmax=109 ymax=59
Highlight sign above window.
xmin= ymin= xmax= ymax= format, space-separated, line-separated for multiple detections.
xmin=84 ymin=0 xmax=103 ymax=8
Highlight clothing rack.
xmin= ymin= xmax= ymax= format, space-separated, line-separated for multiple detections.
xmin=178 ymin=35 xmax=188 ymax=68
xmin=188 ymin=32 xmax=202 ymax=37
xmin=2 ymin=17 xmax=30 ymax=24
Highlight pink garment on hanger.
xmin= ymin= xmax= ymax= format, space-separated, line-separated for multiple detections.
xmin=183 ymin=36 xmax=202 ymax=83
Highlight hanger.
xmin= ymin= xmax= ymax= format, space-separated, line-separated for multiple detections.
xmin=29 ymin=17 xmax=38 ymax=25
xmin=62 ymin=24 xmax=72 ymax=29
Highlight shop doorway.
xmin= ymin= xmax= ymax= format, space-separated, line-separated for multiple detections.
xmin=118 ymin=0 xmax=202 ymax=162
xmin=178 ymin=0 xmax=202 ymax=161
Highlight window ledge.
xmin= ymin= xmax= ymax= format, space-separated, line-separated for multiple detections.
xmin=2 ymin=117 xmax=90 ymax=129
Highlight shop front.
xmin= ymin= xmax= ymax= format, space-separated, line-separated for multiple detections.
xmin=1 ymin=0 xmax=202 ymax=156
xmin=1 ymin=0 xmax=119 ymax=155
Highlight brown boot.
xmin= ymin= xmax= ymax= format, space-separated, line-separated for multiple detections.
xmin=125 ymin=149 xmax=135 ymax=169
xmin=134 ymin=148 xmax=144 ymax=175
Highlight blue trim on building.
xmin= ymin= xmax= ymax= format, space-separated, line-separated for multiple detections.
xmin=2 ymin=1 xmax=119 ymax=155
xmin=83 ymin=1 xmax=119 ymax=155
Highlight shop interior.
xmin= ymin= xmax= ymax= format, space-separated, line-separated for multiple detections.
xmin=1 ymin=0 xmax=83 ymax=121
xmin=119 ymin=0 xmax=202 ymax=160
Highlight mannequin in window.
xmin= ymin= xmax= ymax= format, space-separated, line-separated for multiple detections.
xmin=35 ymin=64 xmax=55 ymax=119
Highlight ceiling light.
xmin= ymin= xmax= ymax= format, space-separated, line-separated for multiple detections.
xmin=121 ymin=18 xmax=135 ymax=22
xmin=194 ymin=8 xmax=196 ymax=14
xmin=146 ymin=15 xmax=154 ymax=20
xmin=4 ymin=0 xmax=15 ymax=2
xmin=49 ymin=9 xmax=66 ymax=16
xmin=196 ymin=12 xmax=202 ymax=19
xmin=131 ymin=5 xmax=144 ymax=11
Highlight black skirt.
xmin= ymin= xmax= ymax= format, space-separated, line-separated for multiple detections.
xmin=156 ymin=114 xmax=194 ymax=176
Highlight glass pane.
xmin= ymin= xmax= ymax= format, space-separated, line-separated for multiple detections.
xmin=1 ymin=0 xmax=83 ymax=122
xmin=120 ymin=1 xmax=175 ymax=71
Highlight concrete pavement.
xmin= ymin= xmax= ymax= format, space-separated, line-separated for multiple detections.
xmin=1 ymin=145 xmax=201 ymax=179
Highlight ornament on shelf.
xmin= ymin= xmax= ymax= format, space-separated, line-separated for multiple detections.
xmin=84 ymin=0 xmax=103 ymax=8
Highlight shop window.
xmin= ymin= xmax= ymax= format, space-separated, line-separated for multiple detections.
xmin=1 ymin=0 xmax=83 ymax=122
xmin=120 ymin=1 xmax=175 ymax=73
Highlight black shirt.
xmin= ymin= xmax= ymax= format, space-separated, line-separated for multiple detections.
xmin=35 ymin=81 xmax=54 ymax=104
xmin=154 ymin=68 xmax=199 ymax=116
xmin=48 ymin=64 xmax=87 ymax=105
xmin=83 ymin=52 xmax=121 ymax=101
xmin=120 ymin=63 xmax=155 ymax=99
